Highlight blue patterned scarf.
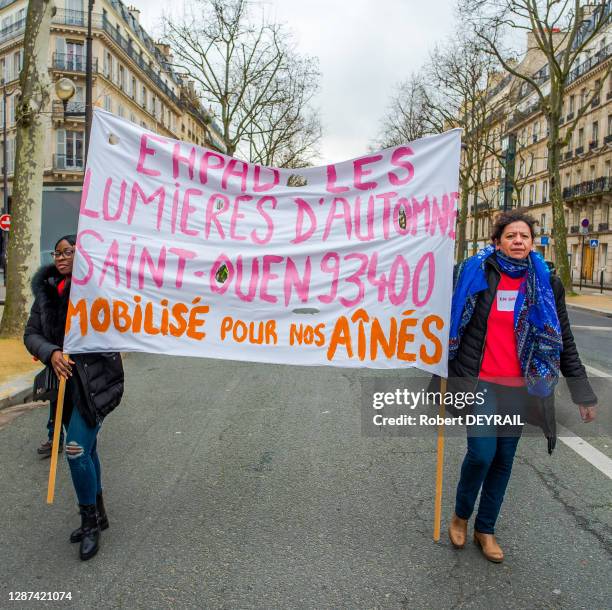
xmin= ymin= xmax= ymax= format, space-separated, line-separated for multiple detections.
xmin=449 ymin=245 xmax=562 ymax=397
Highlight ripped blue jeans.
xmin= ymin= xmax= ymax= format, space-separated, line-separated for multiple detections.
xmin=65 ymin=404 xmax=102 ymax=506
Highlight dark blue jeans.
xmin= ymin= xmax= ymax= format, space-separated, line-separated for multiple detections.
xmin=455 ymin=381 xmax=525 ymax=534
xmin=65 ymin=390 xmax=102 ymax=506
xmin=46 ymin=401 xmax=65 ymax=444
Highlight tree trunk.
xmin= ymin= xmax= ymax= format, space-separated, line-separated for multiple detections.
xmin=0 ymin=0 xmax=55 ymax=337
xmin=456 ymin=173 xmax=470 ymax=262
xmin=471 ymin=208 xmax=479 ymax=256
xmin=547 ymin=119 xmax=572 ymax=291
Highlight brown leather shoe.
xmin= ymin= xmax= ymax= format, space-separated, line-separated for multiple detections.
xmin=37 ymin=439 xmax=63 ymax=458
xmin=473 ymin=531 xmax=504 ymax=563
xmin=448 ymin=513 xmax=468 ymax=548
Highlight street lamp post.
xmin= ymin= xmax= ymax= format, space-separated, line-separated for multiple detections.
xmin=55 ymin=77 xmax=77 ymax=114
xmin=85 ymin=0 xmax=94 ymax=164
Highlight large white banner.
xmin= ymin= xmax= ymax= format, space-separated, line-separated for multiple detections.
xmin=64 ymin=110 xmax=460 ymax=375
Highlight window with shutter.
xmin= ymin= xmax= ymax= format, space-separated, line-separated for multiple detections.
xmin=7 ymin=137 xmax=14 ymax=173
xmin=13 ymin=51 xmax=20 ymax=81
xmin=56 ymin=130 xmax=66 ymax=169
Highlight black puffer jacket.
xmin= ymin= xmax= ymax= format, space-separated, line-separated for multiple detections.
xmin=23 ymin=265 xmax=124 ymax=427
xmin=450 ymin=256 xmax=597 ymax=401
xmin=437 ymin=256 xmax=597 ymax=450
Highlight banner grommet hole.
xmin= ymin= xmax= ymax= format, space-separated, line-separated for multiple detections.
xmin=286 ymin=174 xmax=308 ymax=187
xmin=108 ymin=134 xmax=120 ymax=145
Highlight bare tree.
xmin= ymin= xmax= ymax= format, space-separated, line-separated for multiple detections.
xmin=375 ymin=74 xmax=431 ymax=148
xmin=0 ymin=0 xmax=55 ymax=337
xmin=242 ymin=53 xmax=322 ymax=167
xmin=475 ymin=121 xmax=541 ymax=240
xmin=164 ymin=0 xmax=320 ymax=162
xmin=423 ymin=35 xmax=506 ymax=260
xmin=462 ymin=0 xmax=612 ymax=289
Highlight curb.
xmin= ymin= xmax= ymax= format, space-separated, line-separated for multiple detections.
xmin=566 ymin=303 xmax=612 ymax=318
xmin=0 ymin=371 xmax=36 ymax=411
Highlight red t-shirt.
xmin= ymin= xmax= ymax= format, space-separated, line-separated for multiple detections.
xmin=479 ymin=273 xmax=525 ymax=386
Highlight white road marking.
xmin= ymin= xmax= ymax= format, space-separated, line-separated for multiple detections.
xmin=572 ymin=325 xmax=612 ymax=331
xmin=556 ymin=358 xmax=612 ymax=477
xmin=557 ymin=424 xmax=612 ymax=480
xmin=584 ymin=364 xmax=612 ymax=378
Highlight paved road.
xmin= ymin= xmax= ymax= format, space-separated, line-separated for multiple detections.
xmin=0 ymin=321 xmax=611 ymax=609
xmin=567 ymin=307 xmax=612 ymax=375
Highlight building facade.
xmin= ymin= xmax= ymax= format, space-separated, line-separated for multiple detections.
xmin=0 ymin=0 xmax=224 ymax=255
xmin=465 ymin=19 xmax=612 ymax=287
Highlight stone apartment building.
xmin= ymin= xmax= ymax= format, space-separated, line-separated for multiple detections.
xmin=0 ymin=0 xmax=225 ymax=255
xmin=465 ymin=16 xmax=612 ymax=287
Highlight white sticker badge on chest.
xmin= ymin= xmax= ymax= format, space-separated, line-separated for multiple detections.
xmin=497 ymin=290 xmax=518 ymax=312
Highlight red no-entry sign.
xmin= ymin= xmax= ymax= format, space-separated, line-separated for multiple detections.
xmin=0 ymin=213 xmax=9 ymax=232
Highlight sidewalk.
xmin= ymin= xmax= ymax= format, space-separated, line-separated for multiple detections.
xmin=0 ymin=336 xmax=42 ymax=411
xmin=0 ymin=371 xmax=38 ymax=410
xmin=0 ymin=283 xmax=39 ymax=409
xmin=565 ymin=288 xmax=612 ymax=316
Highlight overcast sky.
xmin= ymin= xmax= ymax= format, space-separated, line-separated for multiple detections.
xmin=128 ymin=0 xmax=458 ymax=164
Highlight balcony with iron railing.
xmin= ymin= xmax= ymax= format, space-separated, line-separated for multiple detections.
xmin=53 ymin=9 xmax=88 ymax=27
xmin=599 ymin=222 xmax=610 ymax=231
xmin=509 ymin=40 xmax=612 ymax=105
xmin=52 ymin=100 xmax=86 ymax=120
xmin=178 ymin=96 xmax=225 ymax=148
xmin=0 ymin=17 xmax=26 ymax=45
xmin=179 ymin=98 xmax=211 ymax=128
xmin=474 ymin=201 xmax=490 ymax=213
xmin=605 ymin=134 xmax=612 ymax=144
xmin=52 ymin=52 xmax=99 ymax=74
xmin=506 ymin=101 xmax=541 ymax=129
xmin=53 ymin=154 xmax=84 ymax=172
xmin=53 ymin=6 xmax=176 ymax=73
xmin=100 ymin=17 xmax=181 ymax=106
xmin=106 ymin=0 xmax=181 ymax=77
xmin=562 ymin=176 xmax=612 ymax=199
xmin=568 ymin=42 xmax=612 ymax=85
xmin=52 ymin=10 xmax=181 ymax=107
xmin=575 ymin=145 xmax=585 ymax=155
xmin=493 ymin=34 xmax=612 ymax=109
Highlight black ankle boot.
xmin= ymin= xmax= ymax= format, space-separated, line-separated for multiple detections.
xmin=77 ymin=504 xmax=100 ymax=561
xmin=70 ymin=493 xmax=109 ymax=543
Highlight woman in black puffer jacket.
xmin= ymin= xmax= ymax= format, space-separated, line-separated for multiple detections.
xmin=444 ymin=211 xmax=597 ymax=563
xmin=24 ymin=234 xmax=124 ymax=561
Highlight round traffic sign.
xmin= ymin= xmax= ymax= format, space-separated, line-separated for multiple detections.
xmin=0 ymin=213 xmax=10 ymax=232
xmin=581 ymin=218 xmax=590 ymax=228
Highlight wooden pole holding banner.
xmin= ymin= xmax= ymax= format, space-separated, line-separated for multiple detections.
xmin=433 ymin=377 xmax=448 ymax=542
xmin=46 ymin=354 xmax=69 ymax=504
